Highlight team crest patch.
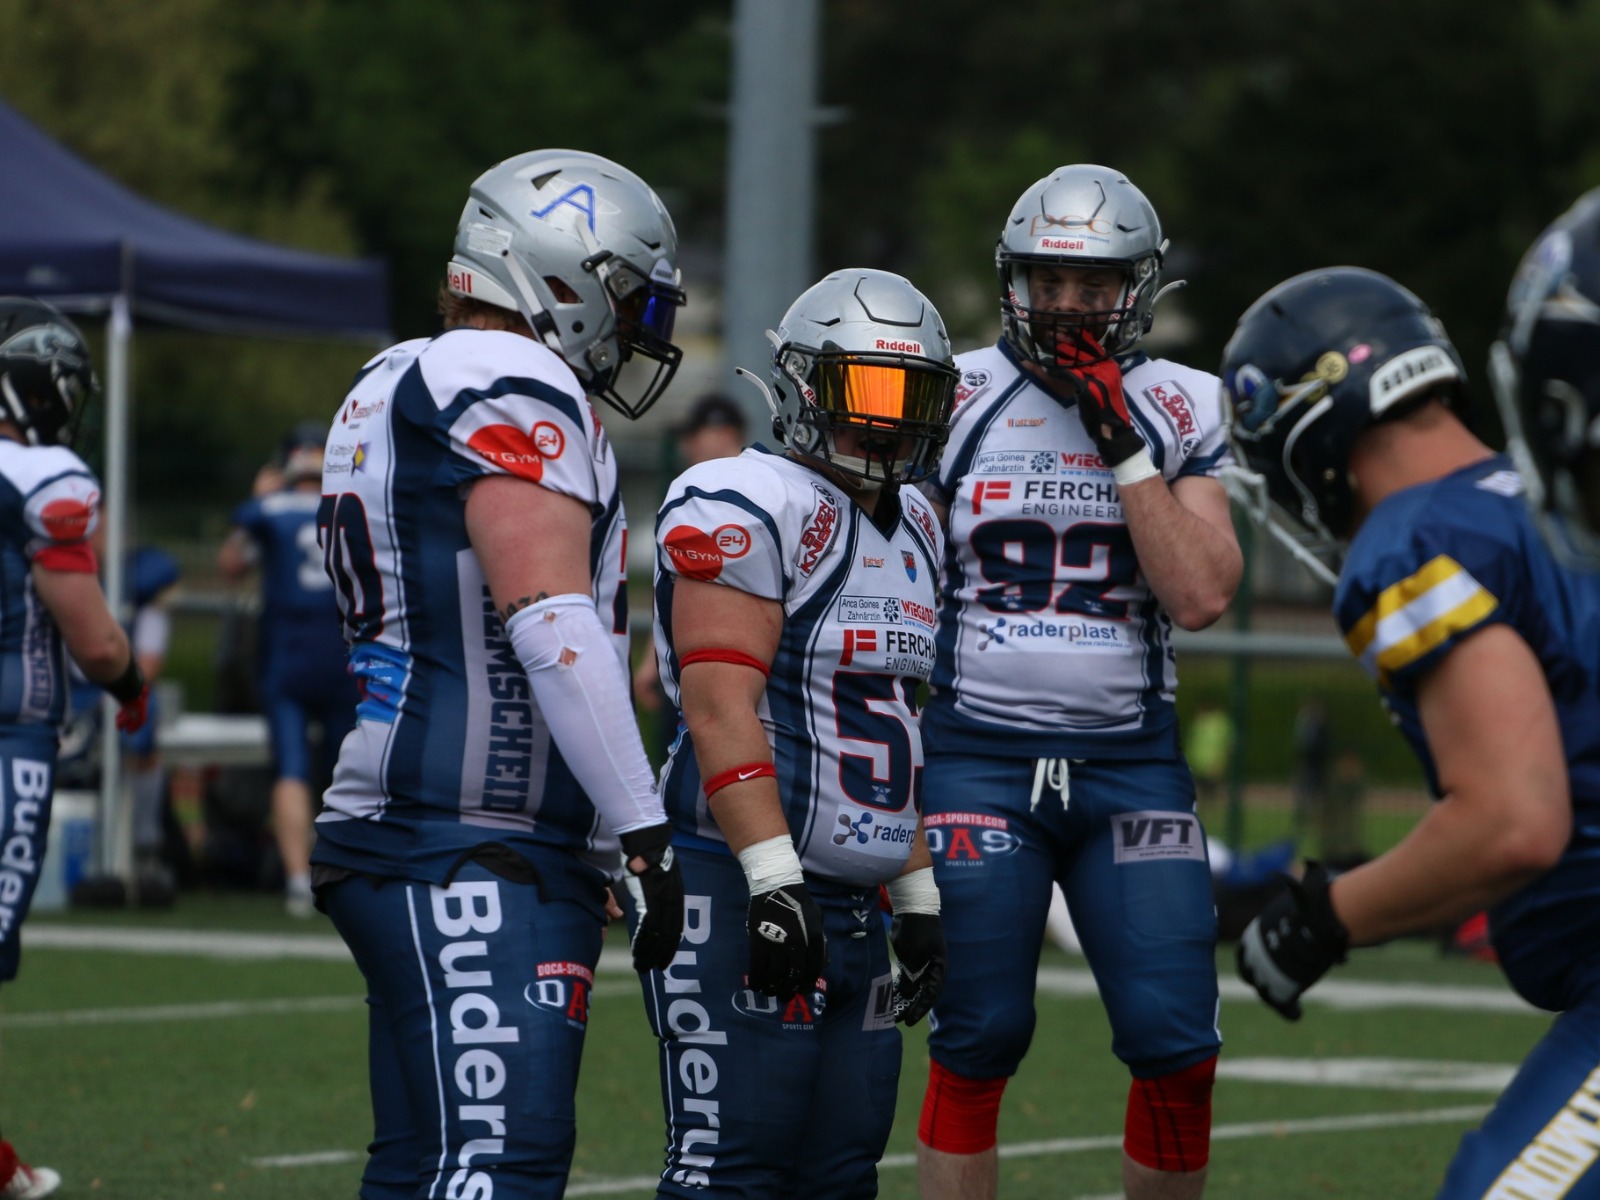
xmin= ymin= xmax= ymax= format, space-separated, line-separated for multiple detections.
xmin=902 ymin=550 xmax=917 ymax=581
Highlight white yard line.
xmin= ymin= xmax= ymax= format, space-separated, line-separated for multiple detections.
xmin=251 ymin=1105 xmax=1489 ymax=1192
xmin=24 ymin=927 xmax=1534 ymax=1015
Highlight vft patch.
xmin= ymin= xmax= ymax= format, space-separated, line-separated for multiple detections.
xmin=864 ymin=971 xmax=898 ymax=1031
xmin=1112 ymin=811 xmax=1205 ymax=864
xmin=1143 ymin=381 xmax=1200 ymax=456
xmin=797 ymin=485 xmax=840 ymax=576
xmin=910 ymin=499 xmax=938 ymax=547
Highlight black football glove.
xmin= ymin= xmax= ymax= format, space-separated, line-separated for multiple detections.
xmin=888 ymin=912 xmax=946 ymax=1026
xmin=747 ymin=882 xmax=827 ymax=1000
xmin=1049 ymin=331 xmax=1142 ymax=468
xmin=1236 ymin=862 xmax=1350 ymax=1021
xmin=620 ymin=823 xmax=684 ymax=973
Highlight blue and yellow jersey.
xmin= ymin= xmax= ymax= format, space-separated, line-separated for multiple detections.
xmin=1335 ymin=454 xmax=1600 ymax=1009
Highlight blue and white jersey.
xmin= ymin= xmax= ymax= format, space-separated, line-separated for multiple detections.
xmin=230 ymin=489 xmax=345 ymax=666
xmin=1336 ymin=455 xmax=1600 ymax=1011
xmin=0 ymin=441 xmax=101 ymax=729
xmin=922 ymin=340 xmax=1231 ymax=760
xmin=313 ymin=328 xmax=631 ymax=883
xmin=654 ymin=449 xmax=944 ymax=888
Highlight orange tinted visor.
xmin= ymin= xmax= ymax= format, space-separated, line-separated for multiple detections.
xmin=812 ymin=358 xmax=954 ymax=425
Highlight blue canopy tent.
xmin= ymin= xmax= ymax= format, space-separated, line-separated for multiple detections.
xmin=0 ymin=96 xmax=389 ymax=881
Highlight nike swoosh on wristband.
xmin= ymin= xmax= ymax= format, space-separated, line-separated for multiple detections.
xmin=737 ymin=767 xmax=763 ymax=780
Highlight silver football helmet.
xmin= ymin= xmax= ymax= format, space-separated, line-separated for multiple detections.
xmin=997 ymin=164 xmax=1176 ymax=369
xmin=743 ymin=269 xmax=957 ymax=488
xmin=445 ymin=149 xmax=685 ymax=419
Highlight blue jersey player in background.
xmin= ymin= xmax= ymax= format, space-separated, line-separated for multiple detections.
xmin=309 ymin=149 xmax=685 ymax=1200
xmin=0 ymin=298 xmax=150 ymax=1200
xmin=219 ymin=422 xmax=359 ymax=915
xmin=1225 ymin=264 xmax=1600 ymax=1199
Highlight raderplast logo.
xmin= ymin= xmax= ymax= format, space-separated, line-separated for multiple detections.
xmin=976 ymin=617 xmax=1129 ymax=652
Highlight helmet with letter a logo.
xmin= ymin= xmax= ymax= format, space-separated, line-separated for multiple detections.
xmin=445 ymin=149 xmax=685 ymax=419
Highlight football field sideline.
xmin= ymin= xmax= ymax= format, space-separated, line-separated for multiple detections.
xmin=247 ymin=1104 xmax=1491 ymax=1195
xmin=20 ymin=923 xmax=1542 ymax=1015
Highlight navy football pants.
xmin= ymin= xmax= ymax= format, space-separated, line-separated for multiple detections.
xmin=0 ymin=728 xmax=57 ymax=983
xmin=637 ymin=846 xmax=902 ymax=1198
xmin=923 ymin=752 xmax=1221 ymax=1080
xmin=323 ymin=862 xmax=604 ymax=1199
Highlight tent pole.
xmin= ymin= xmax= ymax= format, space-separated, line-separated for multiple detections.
xmin=95 ymin=291 xmax=131 ymax=883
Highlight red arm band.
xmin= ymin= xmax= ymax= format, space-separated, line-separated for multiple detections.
xmin=703 ymin=761 xmax=777 ymax=799
xmin=679 ymin=648 xmax=771 ymax=678
xmin=32 ymin=541 xmax=99 ymax=574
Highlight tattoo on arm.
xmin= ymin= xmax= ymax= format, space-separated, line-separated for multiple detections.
xmin=501 ymin=592 xmax=549 ymax=623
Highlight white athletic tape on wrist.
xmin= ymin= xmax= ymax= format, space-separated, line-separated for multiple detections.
xmin=736 ymin=834 xmax=805 ymax=893
xmin=505 ymin=594 xmax=664 ymax=836
xmin=1113 ymin=448 xmax=1160 ymax=487
xmin=884 ymin=866 xmax=941 ymax=915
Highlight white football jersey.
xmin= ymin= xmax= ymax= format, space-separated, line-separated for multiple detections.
xmin=315 ymin=328 xmax=631 ymax=881
xmin=0 ymin=441 xmax=101 ymax=727
xmin=654 ymin=449 xmax=944 ymax=887
xmin=923 ymin=342 xmax=1232 ymax=760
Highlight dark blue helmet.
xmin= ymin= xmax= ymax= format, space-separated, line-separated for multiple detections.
xmin=1491 ymin=187 xmax=1600 ymax=567
xmin=0 ymin=297 xmax=96 ymax=447
xmin=1220 ymin=267 xmax=1466 ymax=583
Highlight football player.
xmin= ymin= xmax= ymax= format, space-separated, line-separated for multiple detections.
xmin=1226 ymin=266 xmax=1600 ymax=1198
xmin=218 ymin=422 xmax=360 ymax=915
xmin=1491 ymin=185 xmax=1600 ymax=569
xmin=916 ymin=166 xmax=1241 ymax=1200
xmin=0 ymin=297 xmax=150 ymax=1200
xmin=640 ymin=268 xmax=954 ymax=1197
xmin=310 ymin=150 xmax=686 ymax=1200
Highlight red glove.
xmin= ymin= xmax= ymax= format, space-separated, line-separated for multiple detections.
xmin=1051 ymin=331 xmax=1143 ymax=468
xmin=115 ymin=686 xmax=150 ymax=734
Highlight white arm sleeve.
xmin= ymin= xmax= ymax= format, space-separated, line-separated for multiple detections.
xmin=506 ymin=593 xmax=665 ymax=836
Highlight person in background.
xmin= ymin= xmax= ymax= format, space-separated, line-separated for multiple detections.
xmin=310 ymin=149 xmax=686 ymax=1199
xmin=632 ymin=392 xmax=748 ymax=762
xmin=0 ymin=297 xmax=150 ymax=1200
xmin=1185 ymin=703 xmax=1234 ymax=813
xmin=1225 ymin=263 xmax=1600 ymax=1197
xmin=917 ymin=165 xmax=1241 ymax=1200
xmin=218 ymin=423 xmax=358 ymax=916
xmin=641 ymin=267 xmax=954 ymax=1196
